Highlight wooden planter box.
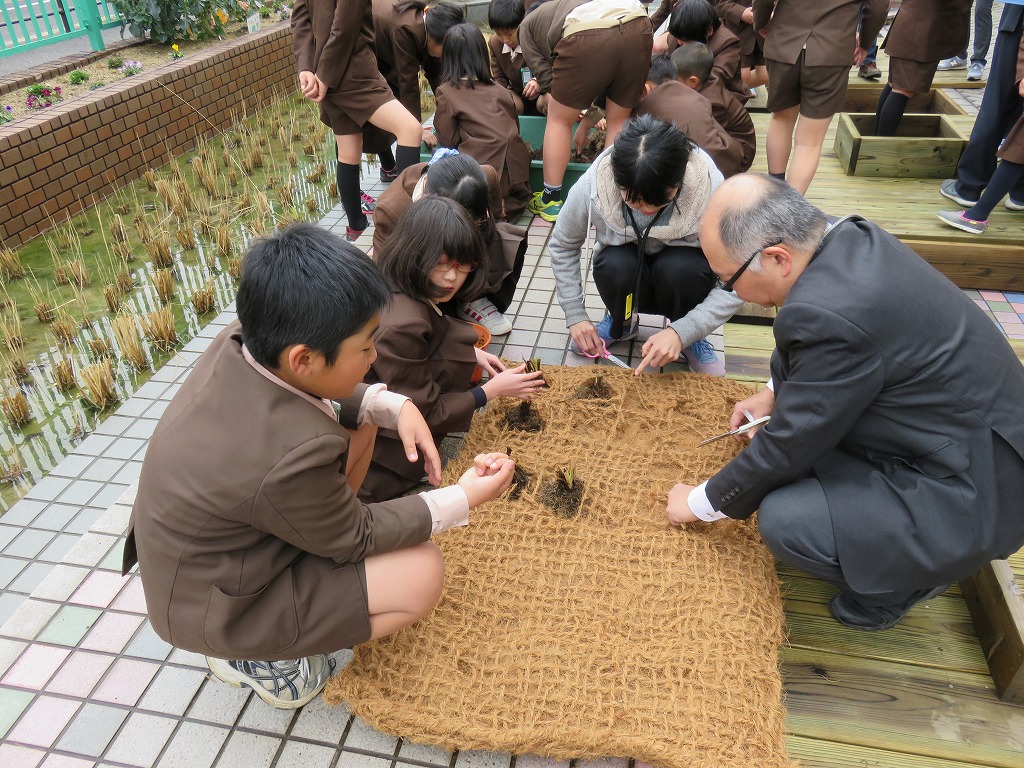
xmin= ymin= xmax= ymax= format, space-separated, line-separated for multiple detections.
xmin=843 ymin=84 xmax=968 ymax=116
xmin=834 ymin=113 xmax=970 ymax=178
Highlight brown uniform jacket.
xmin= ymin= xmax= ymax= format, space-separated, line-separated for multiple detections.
xmin=519 ymin=0 xmax=591 ymax=92
xmin=998 ymin=33 xmax=1024 ymax=164
xmin=715 ymin=0 xmax=757 ymax=57
xmin=700 ymin=74 xmax=755 ymax=172
xmin=882 ymin=0 xmax=972 ymax=64
xmin=371 ymin=162 xmax=527 ymax=296
xmin=638 ymin=80 xmax=746 ymax=176
xmin=649 ymin=0 xmax=674 ymax=31
xmin=433 ymin=81 xmax=533 ymax=220
xmin=121 ymin=322 xmax=431 ymax=659
xmin=364 ymin=294 xmax=479 ymax=485
xmin=372 ymin=0 xmax=441 ymax=121
xmin=666 ymin=22 xmax=748 ymax=102
xmin=753 ymin=0 xmax=888 ymax=67
xmin=489 ymin=33 xmax=528 ymax=97
xmin=292 ymin=0 xmax=377 ymax=90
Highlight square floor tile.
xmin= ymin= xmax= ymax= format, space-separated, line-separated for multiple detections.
xmin=6 ymin=694 xmax=81 ymax=748
xmin=79 ymin=458 xmax=124 ymax=483
xmin=397 ymin=739 xmax=451 ymax=766
xmin=47 ymin=454 xmax=94 ymax=480
xmin=290 ymin=696 xmax=349 ymax=743
xmin=30 ymin=565 xmax=91 ymax=602
xmin=97 ymin=544 xmax=126 ymax=572
xmin=0 ymin=637 xmax=27 ymax=675
xmin=90 ymin=483 xmax=131 ymax=512
xmin=454 ymin=751 xmax=512 ymax=768
xmin=0 ymin=591 xmax=23 ymax=626
xmin=214 ymin=730 xmax=280 ymax=768
xmin=0 ymin=500 xmax=46 ymax=526
xmin=45 ymin=650 xmax=114 ymax=697
xmin=103 ymin=711 xmax=178 ymax=767
xmin=0 ymin=556 xmax=28 ymax=589
xmin=0 ymin=743 xmax=45 ymax=767
xmin=4 ymin=528 xmax=58 ymax=558
xmin=137 ymin=665 xmax=207 ymax=716
xmin=109 ymin=575 xmax=147 ymax=614
xmin=337 ymin=753 xmax=392 ymax=768
xmin=123 ymin=620 xmax=171 ymax=661
xmin=186 ymin=677 xmax=251 ymax=725
xmin=55 ymin=479 xmax=105 ymax=507
xmin=24 ymin=475 xmax=73 ymax=502
xmin=344 ymin=716 xmax=398 ymax=754
xmin=1 ymin=643 xmax=70 ymax=689
xmin=101 ymin=438 xmax=146 ymax=460
xmin=0 ymin=685 xmax=35 ymax=738
xmin=0 ymin=523 xmax=21 ymax=549
xmin=70 ymin=570 xmax=130 ymax=608
xmin=74 ymin=433 xmax=116 ymax=457
xmin=157 ymin=721 xmax=229 ymax=768
xmin=64 ymin=508 xmax=105 ymax=535
xmin=1 ymin=598 xmax=60 ymax=640
xmin=236 ymin=695 xmax=296 ymax=734
xmin=41 ymin=755 xmax=96 ymax=768
xmin=38 ymin=534 xmax=82 ymax=563
xmin=514 ymin=756 xmax=569 ymax=768
xmin=55 ymin=702 xmax=129 ymax=757
xmin=92 ymin=657 xmax=160 ymax=705
xmin=78 ymin=611 xmax=143 ymax=653
xmin=276 ymin=741 xmax=338 ymax=768
xmin=36 ymin=604 xmax=102 ymax=647
xmin=63 ymin=533 xmax=118 ymax=568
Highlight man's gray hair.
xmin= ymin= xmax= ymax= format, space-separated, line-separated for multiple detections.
xmin=716 ymin=176 xmax=827 ymax=273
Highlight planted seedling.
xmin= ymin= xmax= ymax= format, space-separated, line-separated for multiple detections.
xmin=540 ymin=462 xmax=584 ymax=518
xmin=524 ymin=357 xmax=549 ymax=387
xmin=503 ymin=399 xmax=543 ymax=432
xmin=505 ymin=446 xmax=531 ymax=500
xmin=574 ymin=372 xmax=612 ymax=400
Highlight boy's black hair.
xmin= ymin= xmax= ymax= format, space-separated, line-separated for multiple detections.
xmin=425 ymin=153 xmax=496 ymax=240
xmin=647 ymin=54 xmax=679 ymax=86
xmin=671 ymin=41 xmax=713 ymax=85
xmin=441 ymin=23 xmax=494 ymax=88
xmin=667 ymin=0 xmax=718 ymax=43
xmin=422 ymin=1 xmax=466 ymax=45
xmin=378 ymin=197 xmax=489 ymax=302
xmin=237 ymin=222 xmax=390 ymax=369
xmin=488 ymin=0 xmax=525 ymax=30
xmin=611 ymin=114 xmax=691 ymax=208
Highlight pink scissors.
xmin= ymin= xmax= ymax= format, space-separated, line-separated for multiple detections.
xmin=581 ymin=339 xmax=632 ymax=369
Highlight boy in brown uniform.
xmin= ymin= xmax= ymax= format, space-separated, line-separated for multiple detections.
xmin=122 ymin=224 xmax=516 ymax=708
xmin=291 ymin=0 xmax=425 ymax=240
xmin=487 ymin=0 xmax=548 ymax=116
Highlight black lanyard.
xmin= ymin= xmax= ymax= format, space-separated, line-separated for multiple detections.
xmin=620 ymin=189 xmax=681 ymax=324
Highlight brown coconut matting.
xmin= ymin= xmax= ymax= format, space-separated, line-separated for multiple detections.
xmin=325 ymin=366 xmax=794 ymax=768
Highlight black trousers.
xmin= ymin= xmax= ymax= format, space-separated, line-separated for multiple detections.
xmin=592 ymin=243 xmax=715 ymax=339
xmin=955 ymin=4 xmax=1024 ymax=201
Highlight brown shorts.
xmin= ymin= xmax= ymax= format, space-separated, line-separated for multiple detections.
xmin=998 ymin=115 xmax=1024 ymax=164
xmin=318 ymin=47 xmax=395 ymax=136
xmin=551 ymin=17 xmax=653 ymax=111
xmin=887 ymin=57 xmax=940 ymax=94
xmin=766 ymin=51 xmax=849 ymax=119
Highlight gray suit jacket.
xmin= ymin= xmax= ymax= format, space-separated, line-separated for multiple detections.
xmin=707 ymin=217 xmax=1024 ymax=593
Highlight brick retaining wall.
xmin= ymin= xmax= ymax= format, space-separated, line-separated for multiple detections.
xmin=0 ymin=21 xmax=296 ymax=247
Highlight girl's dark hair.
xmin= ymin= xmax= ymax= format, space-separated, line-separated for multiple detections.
xmin=441 ymin=23 xmax=493 ymax=88
xmin=422 ymin=1 xmax=465 ymax=44
xmin=378 ymin=197 xmax=489 ymax=302
xmin=488 ymin=0 xmax=525 ymax=30
xmin=238 ymin=222 xmax=390 ymax=368
xmin=425 ymin=153 xmax=496 ymax=240
xmin=668 ymin=0 xmax=718 ymax=43
xmin=611 ymin=114 xmax=691 ymax=208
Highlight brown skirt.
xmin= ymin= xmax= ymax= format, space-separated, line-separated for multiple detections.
xmin=318 ymin=47 xmax=395 ymax=135
xmin=888 ymin=57 xmax=940 ymax=95
xmin=998 ymin=115 xmax=1024 ymax=165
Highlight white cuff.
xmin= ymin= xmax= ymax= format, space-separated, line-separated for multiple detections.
xmin=358 ymin=384 xmax=409 ymax=430
xmin=688 ymin=481 xmax=728 ymax=522
xmin=421 ymin=485 xmax=470 ymax=535
xmin=765 ymin=378 xmax=775 ymax=392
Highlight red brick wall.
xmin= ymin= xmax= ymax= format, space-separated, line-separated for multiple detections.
xmin=0 ymin=22 xmax=297 ymax=247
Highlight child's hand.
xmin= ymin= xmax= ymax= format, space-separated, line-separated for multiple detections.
xmin=422 ymin=127 xmax=438 ymax=147
xmin=523 ymin=78 xmax=540 ymax=99
xmin=298 ymin=71 xmax=327 ymax=102
xmin=480 ymin=363 xmax=546 ymax=401
xmin=573 ymin=120 xmax=592 ymax=154
xmin=458 ymin=453 xmax=516 ymax=507
xmin=396 ymin=401 xmax=443 ymax=485
xmin=474 ymin=347 xmax=506 ymax=377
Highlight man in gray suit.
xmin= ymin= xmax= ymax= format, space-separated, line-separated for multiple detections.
xmin=668 ymin=174 xmax=1024 ymax=630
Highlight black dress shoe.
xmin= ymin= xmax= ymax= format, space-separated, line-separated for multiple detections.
xmin=828 ymin=584 xmax=949 ymax=631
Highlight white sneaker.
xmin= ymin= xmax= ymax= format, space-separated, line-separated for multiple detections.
xmin=206 ymin=655 xmax=333 ymax=709
xmin=457 ymin=298 xmax=513 ymax=336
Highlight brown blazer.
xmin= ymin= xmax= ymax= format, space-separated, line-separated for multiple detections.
xmin=433 ymin=81 xmax=533 ymax=220
xmin=363 ymin=294 xmax=479 ymax=489
xmin=649 ymin=0 xmax=674 ymax=31
xmin=292 ymin=0 xmax=379 ymax=90
xmin=666 ymin=21 xmax=748 ymax=102
xmin=638 ymin=80 xmax=746 ymax=177
xmin=372 ymin=0 xmax=441 ymax=121
xmin=122 ymin=322 xmax=431 ymax=659
xmin=371 ymin=162 xmax=527 ymax=297
xmin=882 ymin=0 xmax=972 ymax=64
xmin=715 ymin=0 xmax=757 ymax=57
xmin=753 ymin=0 xmax=888 ymax=67
xmin=519 ymin=0 xmax=590 ymax=93
xmin=999 ymin=35 xmax=1024 ymax=165
xmin=489 ymin=33 xmax=528 ymax=97
xmin=700 ymin=74 xmax=755 ymax=172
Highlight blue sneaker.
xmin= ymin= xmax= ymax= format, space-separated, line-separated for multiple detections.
xmin=681 ymin=338 xmax=725 ymax=376
xmin=595 ymin=312 xmax=639 ymax=344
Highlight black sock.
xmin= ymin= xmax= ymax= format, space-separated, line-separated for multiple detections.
xmin=873 ymin=84 xmax=892 ymax=135
xmin=336 ymin=162 xmax=367 ymax=230
xmin=542 ymin=184 xmax=562 ymax=204
xmin=378 ymin=146 xmax=396 ymax=170
xmin=395 ymin=144 xmax=420 ymax=174
xmin=875 ymin=91 xmax=909 ymax=136
xmin=769 ymin=171 xmax=786 ymax=181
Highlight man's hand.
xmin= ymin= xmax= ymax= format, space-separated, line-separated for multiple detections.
xmin=741 ymin=7 xmax=753 ymax=24
xmin=397 ymin=401 xmax=442 ymax=485
xmin=458 ymin=453 xmax=516 ymax=507
xmin=728 ymin=386 xmax=775 ymax=440
xmin=635 ymin=327 xmax=683 ymax=375
xmin=523 ymin=78 xmax=540 ymax=99
xmin=667 ymin=483 xmax=700 ymax=525
xmin=298 ymin=71 xmax=327 ymax=102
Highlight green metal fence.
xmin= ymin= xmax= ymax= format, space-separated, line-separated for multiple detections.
xmin=1 ymin=0 xmax=123 ymax=57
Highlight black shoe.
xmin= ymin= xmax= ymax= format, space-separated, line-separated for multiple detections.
xmin=379 ymin=166 xmax=399 ymax=183
xmin=828 ymin=584 xmax=949 ymax=631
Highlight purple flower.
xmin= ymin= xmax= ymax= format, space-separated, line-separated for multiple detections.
xmin=3 ymin=105 xmax=11 ymax=113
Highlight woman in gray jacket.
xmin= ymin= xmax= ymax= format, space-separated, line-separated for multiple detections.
xmin=548 ymin=115 xmax=743 ymax=375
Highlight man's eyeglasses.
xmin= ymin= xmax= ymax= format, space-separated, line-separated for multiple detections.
xmin=432 ymin=260 xmax=475 ymax=274
xmin=716 ymin=239 xmax=782 ymax=292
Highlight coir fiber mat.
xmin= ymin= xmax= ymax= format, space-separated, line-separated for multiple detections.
xmin=325 ymin=367 xmax=794 ymax=768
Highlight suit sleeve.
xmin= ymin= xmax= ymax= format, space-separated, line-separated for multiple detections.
xmin=254 ymin=434 xmax=432 ymax=562
xmin=859 ymin=0 xmax=889 ymax=50
xmin=706 ymin=302 xmax=885 ymax=519
xmin=431 ymin=88 xmax=459 ymax=148
xmin=752 ymin=0 xmax=775 ymax=34
xmin=712 ymin=36 xmax=742 ymax=90
xmin=291 ymin=0 xmax=316 ymax=73
xmin=519 ymin=17 xmax=555 ymax=93
xmin=650 ymin=0 xmax=675 ymax=31
xmin=714 ymin=0 xmax=749 ymax=27
xmin=392 ymin=24 xmax=427 ymax=120
xmin=372 ymin=312 xmax=478 ymax=435
xmin=317 ymin=0 xmax=371 ymax=90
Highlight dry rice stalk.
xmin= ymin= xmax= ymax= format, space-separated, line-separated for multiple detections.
xmin=143 ymin=169 xmax=157 ymax=190
xmin=306 ymin=161 xmax=325 ymax=183
xmin=66 ymin=260 xmax=89 ymax=288
xmin=328 ymin=180 xmax=338 ymax=197
xmin=279 ymin=182 xmax=294 ymax=206
xmin=141 ymin=306 xmax=177 ymax=351
xmin=176 ymin=227 xmax=196 ymax=251
xmin=247 ymin=146 xmax=264 ymax=170
xmin=54 ymin=225 xmax=77 ymax=251
xmin=197 ymin=214 xmax=214 ymax=237
xmin=229 ymin=169 xmax=238 ymax=187
xmin=51 ymin=313 xmax=77 ymax=345
xmin=215 ymin=224 xmax=233 ymax=257
xmin=0 ymin=445 xmax=26 ymax=482
xmin=112 ymin=314 xmax=148 ymax=371
xmin=103 ymin=284 xmax=121 ymax=313
xmin=52 ymin=356 xmax=76 ymax=391
xmin=287 ymin=151 xmax=298 ymax=168
xmin=191 ymin=281 xmax=216 ymax=315
xmin=222 ymin=148 xmax=231 ymax=168
xmin=87 ymin=337 xmax=111 ymax=358
xmin=153 ymin=268 xmax=175 ymax=303
xmin=133 ymin=213 xmax=153 ymax=244
xmin=52 ymin=264 xmax=69 ymax=285
xmin=114 ymin=240 xmax=134 ymax=263
xmin=253 ymin=191 xmax=272 ymax=219
xmin=235 ymin=188 xmax=252 ymax=212
xmin=147 ymin=231 xmax=173 ymax=268
xmin=109 ymin=213 xmax=127 ymax=243
xmin=173 ymin=180 xmax=197 ymax=216
xmin=115 ymin=269 xmax=133 ymax=293
xmin=0 ymin=247 xmax=25 ymax=281
xmin=227 ymin=257 xmax=243 ymax=279
xmin=245 ymin=216 xmax=267 ymax=237
xmin=302 ymin=141 xmax=315 ymax=155
xmin=305 ymin=195 xmax=319 ymax=214
xmin=79 ymin=358 xmax=117 ymax=410
xmin=1 ymin=390 xmax=31 ymax=427
xmin=6 ymin=352 xmax=29 ymax=382
xmin=0 ymin=312 xmax=25 ymax=352
xmin=34 ymin=299 xmax=54 ymax=324
xmin=278 ymin=126 xmax=289 ymax=147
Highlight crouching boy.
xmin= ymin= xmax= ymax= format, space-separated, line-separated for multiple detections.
xmin=122 ymin=223 xmax=515 ymax=709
